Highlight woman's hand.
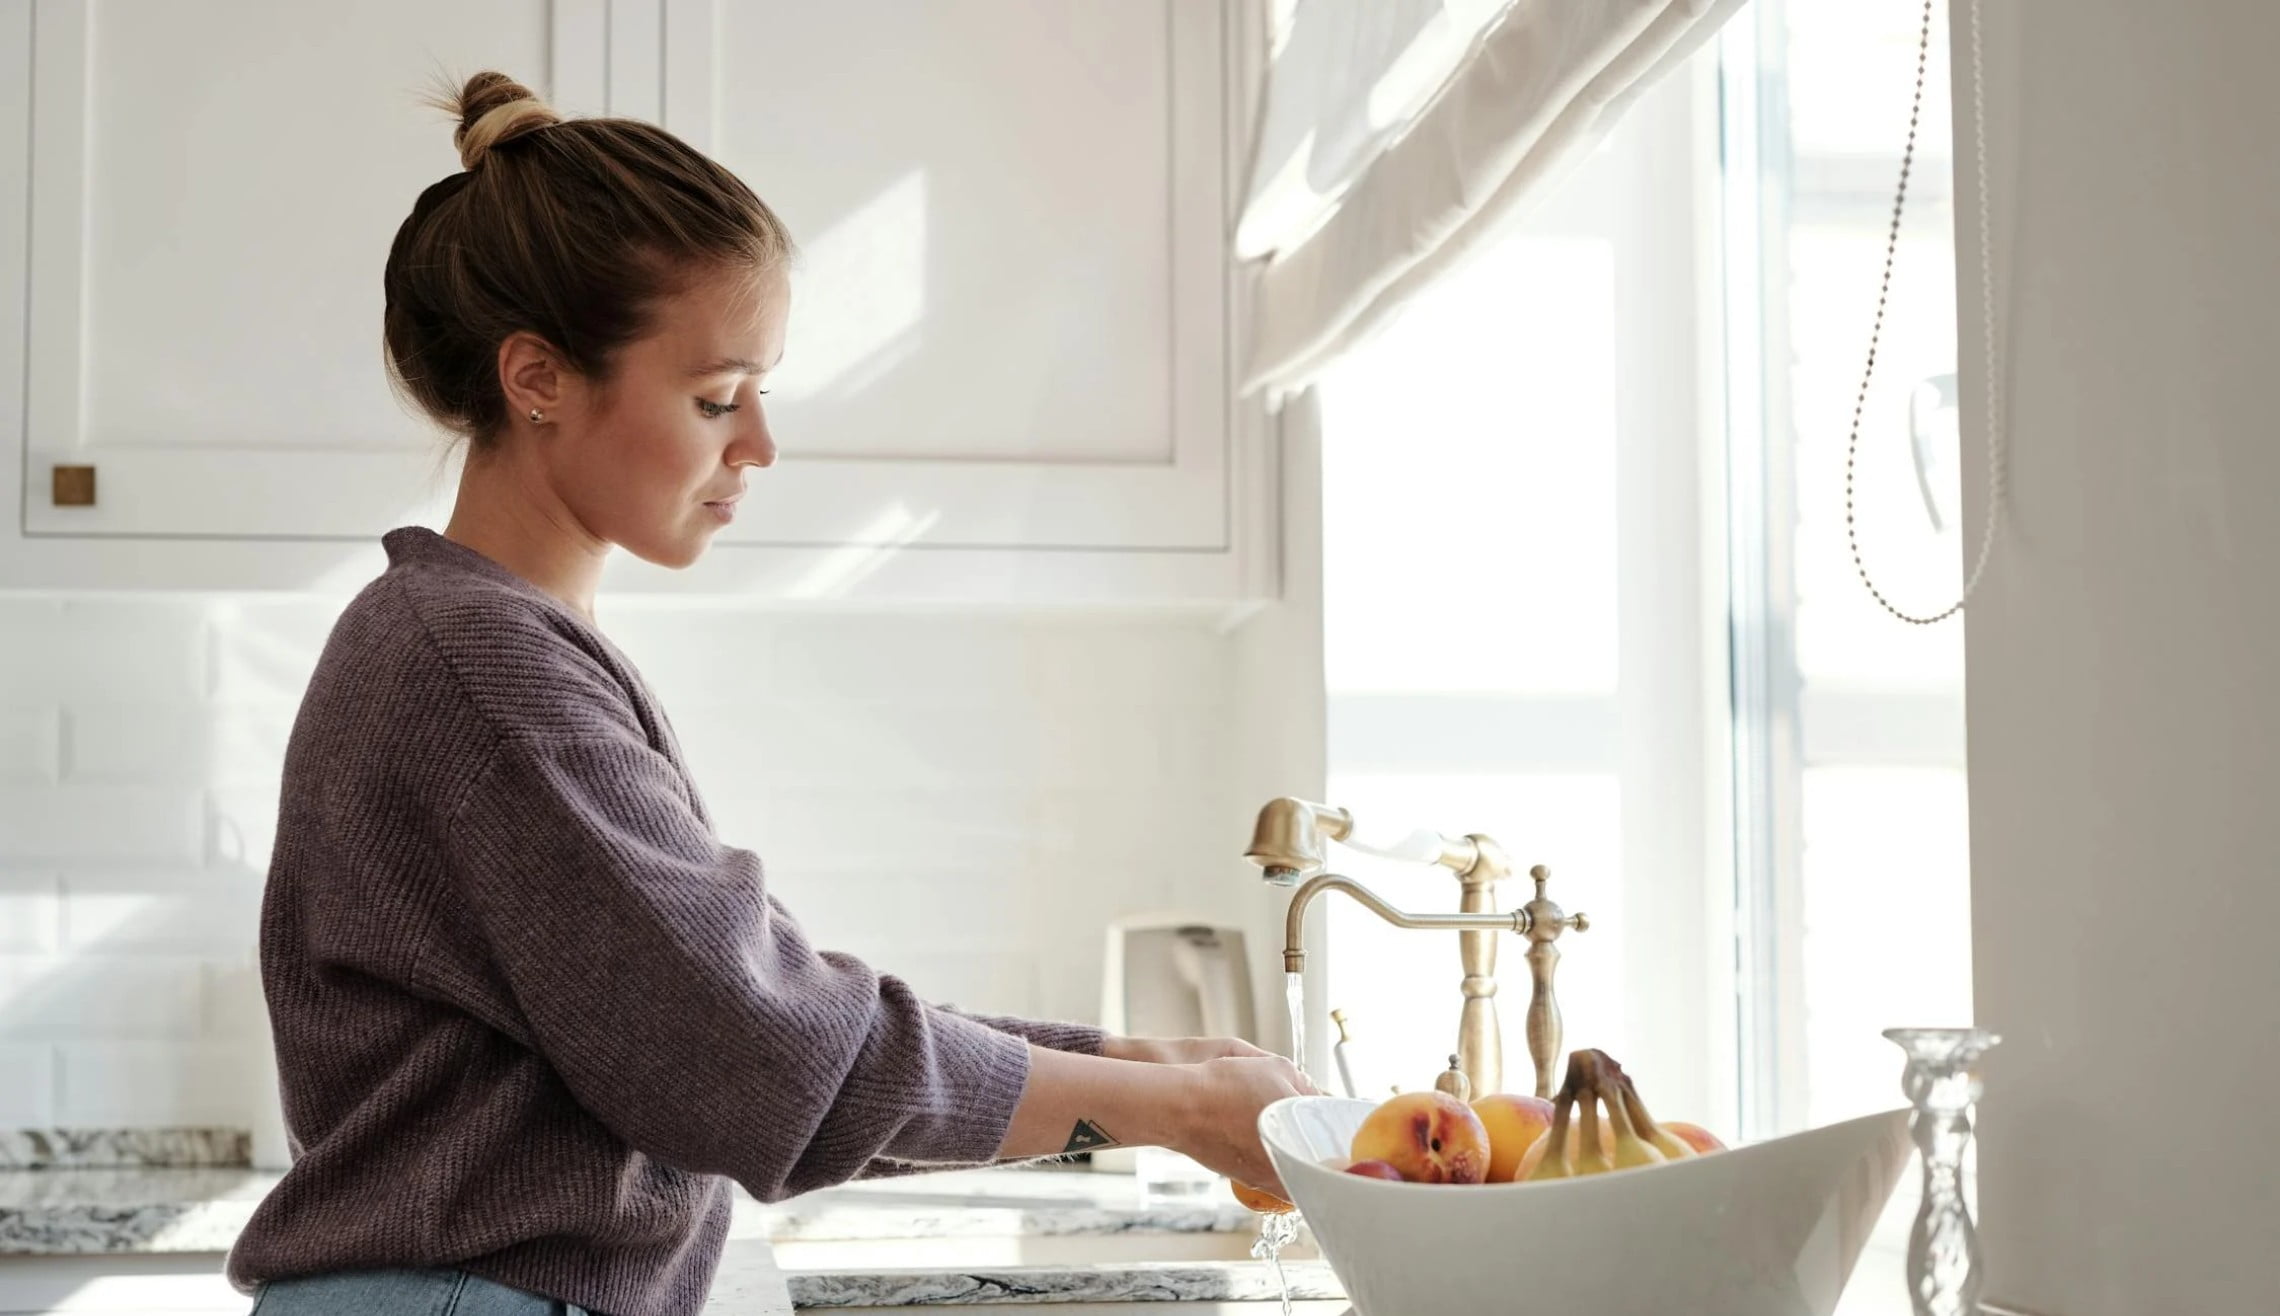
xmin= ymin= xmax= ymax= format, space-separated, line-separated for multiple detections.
xmin=997 ymin=1044 xmax=1319 ymax=1200
xmin=1102 ymin=1035 xmax=1279 ymax=1066
xmin=1166 ymin=1054 xmax=1320 ymax=1199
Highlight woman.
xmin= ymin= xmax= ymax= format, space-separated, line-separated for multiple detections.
xmin=224 ymin=72 xmax=1313 ymax=1316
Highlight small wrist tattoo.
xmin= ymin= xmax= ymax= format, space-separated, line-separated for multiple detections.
xmin=1063 ymin=1119 xmax=1117 ymax=1154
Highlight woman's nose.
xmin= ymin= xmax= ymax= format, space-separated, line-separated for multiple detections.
xmin=728 ymin=413 xmax=776 ymax=470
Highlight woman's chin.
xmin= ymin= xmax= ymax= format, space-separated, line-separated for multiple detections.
xmin=619 ymin=529 xmax=711 ymax=571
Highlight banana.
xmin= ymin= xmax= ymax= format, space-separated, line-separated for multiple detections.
xmin=1523 ymin=1052 xmax=1588 ymax=1182
xmin=1600 ymin=1065 xmax=1668 ymax=1170
xmin=1516 ymin=1049 xmax=1721 ymax=1183
xmin=1614 ymin=1069 xmax=1696 ymax=1161
xmin=1570 ymin=1051 xmax=1619 ymax=1176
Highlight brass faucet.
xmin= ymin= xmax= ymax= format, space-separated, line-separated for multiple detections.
xmin=1246 ymin=797 xmax=1588 ymax=1100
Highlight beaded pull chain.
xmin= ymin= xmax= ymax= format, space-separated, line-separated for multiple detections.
xmin=1846 ymin=0 xmax=2006 ymax=626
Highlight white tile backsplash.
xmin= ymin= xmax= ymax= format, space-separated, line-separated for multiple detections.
xmin=64 ymin=704 xmax=297 ymax=786
xmin=0 ymin=957 xmax=207 ymax=1039
xmin=0 ymin=707 xmax=60 ymax=784
xmin=0 ymin=590 xmax=1236 ymax=1131
xmin=197 ymin=961 xmax=267 ymax=1041
xmin=200 ymin=598 xmax=340 ymax=704
xmin=0 ymin=1045 xmax=55 ymax=1125
xmin=54 ymin=1042 xmax=266 ymax=1125
xmin=204 ymin=781 xmax=283 ymax=871
xmin=0 ymin=877 xmax=61 ymax=954
xmin=871 ymin=951 xmax=1045 ymax=1023
xmin=0 ymin=786 xmax=208 ymax=865
xmin=752 ymin=783 xmax=1040 ymax=873
xmin=58 ymin=873 xmax=262 ymax=955
xmin=763 ymin=615 xmax=1034 ymax=702
xmin=0 ymin=599 xmax=209 ymax=702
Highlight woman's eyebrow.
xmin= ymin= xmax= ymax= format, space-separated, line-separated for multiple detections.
xmin=687 ymin=356 xmax=765 ymax=378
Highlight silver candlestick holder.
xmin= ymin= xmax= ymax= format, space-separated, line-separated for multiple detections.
xmin=1883 ymin=1027 xmax=2001 ymax=1316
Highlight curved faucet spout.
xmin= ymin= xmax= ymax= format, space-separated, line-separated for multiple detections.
xmin=1281 ymin=873 xmax=1529 ymax=974
xmin=1281 ymin=867 xmax=1587 ymax=1100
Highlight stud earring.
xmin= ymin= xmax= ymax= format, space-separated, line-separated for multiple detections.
xmin=527 ymin=408 xmax=545 ymax=424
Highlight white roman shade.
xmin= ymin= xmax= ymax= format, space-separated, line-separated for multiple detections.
xmin=1239 ymin=0 xmax=1746 ymax=401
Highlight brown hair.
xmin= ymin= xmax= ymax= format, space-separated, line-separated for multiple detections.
xmin=383 ymin=71 xmax=794 ymax=448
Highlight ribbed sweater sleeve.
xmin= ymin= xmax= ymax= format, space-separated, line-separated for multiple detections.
xmin=444 ymin=729 xmax=1034 ymax=1201
xmin=945 ymin=1009 xmax=1107 ymax=1056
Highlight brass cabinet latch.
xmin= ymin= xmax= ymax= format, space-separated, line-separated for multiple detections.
xmin=52 ymin=465 xmax=97 ymax=507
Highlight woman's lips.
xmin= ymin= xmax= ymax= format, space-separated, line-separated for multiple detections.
xmin=704 ymin=496 xmax=740 ymax=524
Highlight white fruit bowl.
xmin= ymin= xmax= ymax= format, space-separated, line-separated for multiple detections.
xmin=1260 ymin=1095 xmax=1911 ymax=1316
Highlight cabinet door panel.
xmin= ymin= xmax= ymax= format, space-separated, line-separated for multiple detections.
xmin=19 ymin=0 xmax=595 ymax=540
xmin=723 ymin=1 xmax=1172 ymax=463
xmin=685 ymin=0 xmax=1231 ymax=551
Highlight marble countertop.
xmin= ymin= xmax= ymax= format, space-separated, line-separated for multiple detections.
xmin=0 ymin=1165 xmax=272 ymax=1253
xmin=782 ymin=1260 xmax=1344 ymax=1309
xmin=0 ymin=1128 xmax=250 ymax=1169
xmin=0 ymin=1164 xmax=1263 ymax=1254
xmin=0 ymin=1160 xmax=1342 ymax=1310
xmin=711 ymin=1239 xmax=795 ymax=1316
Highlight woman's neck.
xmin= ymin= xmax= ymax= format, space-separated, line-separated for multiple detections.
xmin=442 ymin=448 xmax=609 ymax=623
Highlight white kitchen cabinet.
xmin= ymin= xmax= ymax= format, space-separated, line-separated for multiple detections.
xmin=0 ymin=0 xmax=1270 ymax=605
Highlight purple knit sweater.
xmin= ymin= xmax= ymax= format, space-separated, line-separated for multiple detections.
xmin=225 ymin=528 xmax=1104 ymax=1316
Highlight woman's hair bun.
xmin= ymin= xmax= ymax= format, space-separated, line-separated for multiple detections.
xmin=388 ymin=66 xmax=793 ymax=447
xmin=448 ymin=71 xmax=561 ymax=171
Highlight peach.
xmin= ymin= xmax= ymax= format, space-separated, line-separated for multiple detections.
xmin=1230 ymin=1181 xmax=1295 ymax=1213
xmin=1471 ymin=1093 xmax=1557 ymax=1183
xmin=1665 ymin=1121 xmax=1727 ymax=1155
xmin=1343 ymin=1159 xmax=1405 ymax=1181
xmin=1348 ymin=1090 xmax=1491 ymax=1185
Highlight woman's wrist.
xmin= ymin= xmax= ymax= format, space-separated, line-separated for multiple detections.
xmin=1155 ymin=1061 xmax=1207 ymax=1152
xmin=1101 ymin=1036 xmax=1278 ymax=1067
xmin=1105 ymin=1055 xmax=1204 ymax=1152
xmin=1099 ymin=1036 xmax=1157 ymax=1064
xmin=997 ymin=1045 xmax=1202 ymax=1159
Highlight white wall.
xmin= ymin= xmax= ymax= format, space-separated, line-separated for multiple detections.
xmin=0 ymin=593 xmax=1239 ymax=1134
xmin=1961 ymin=2 xmax=2280 ymax=1310
xmin=1226 ymin=393 xmax=1330 ymax=1073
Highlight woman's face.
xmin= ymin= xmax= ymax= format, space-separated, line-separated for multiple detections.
xmin=547 ymin=267 xmax=787 ymax=568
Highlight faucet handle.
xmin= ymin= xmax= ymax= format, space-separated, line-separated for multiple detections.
xmin=1522 ymin=866 xmax=1584 ymax=943
xmin=1433 ymin=1054 xmax=1472 ymax=1102
xmin=1519 ymin=865 xmax=1588 ymax=1099
xmin=1245 ymin=797 xmax=1349 ymax=882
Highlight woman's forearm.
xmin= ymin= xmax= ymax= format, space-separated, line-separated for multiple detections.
xmin=998 ymin=1044 xmax=1311 ymax=1197
xmin=997 ymin=1044 xmax=1197 ymax=1159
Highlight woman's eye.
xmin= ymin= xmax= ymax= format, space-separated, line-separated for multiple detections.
xmin=696 ymin=398 xmax=741 ymax=420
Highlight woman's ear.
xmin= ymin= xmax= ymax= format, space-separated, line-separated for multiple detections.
xmin=497 ymin=331 xmax=566 ymax=424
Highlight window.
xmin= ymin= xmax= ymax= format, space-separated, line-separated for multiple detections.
xmin=1315 ymin=67 xmax=1728 ymax=1122
xmin=1310 ymin=0 xmax=1973 ymax=1163
xmin=1721 ymin=0 xmax=1974 ymax=1142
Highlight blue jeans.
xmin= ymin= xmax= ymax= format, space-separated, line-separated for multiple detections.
xmin=249 ymin=1268 xmax=591 ymax=1315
